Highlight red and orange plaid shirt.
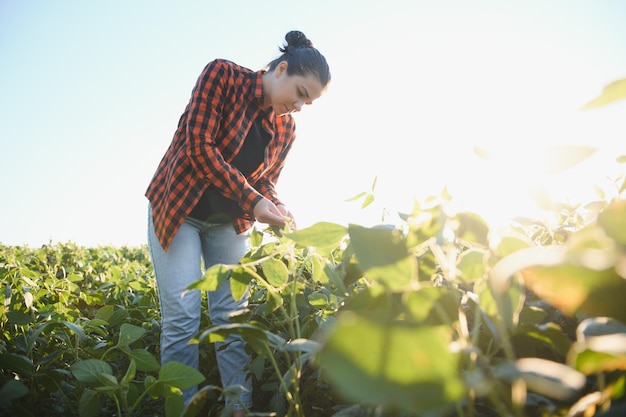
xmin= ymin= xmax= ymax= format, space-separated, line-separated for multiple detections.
xmin=146 ymin=59 xmax=296 ymax=251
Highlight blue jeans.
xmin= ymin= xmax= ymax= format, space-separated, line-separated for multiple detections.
xmin=147 ymin=207 xmax=253 ymax=410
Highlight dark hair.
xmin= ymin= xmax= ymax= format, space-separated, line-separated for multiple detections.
xmin=267 ymin=30 xmax=331 ymax=88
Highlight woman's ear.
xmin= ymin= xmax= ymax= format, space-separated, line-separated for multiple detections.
xmin=275 ymin=61 xmax=288 ymax=77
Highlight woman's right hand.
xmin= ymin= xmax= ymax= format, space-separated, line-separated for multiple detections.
xmin=253 ymin=198 xmax=286 ymax=226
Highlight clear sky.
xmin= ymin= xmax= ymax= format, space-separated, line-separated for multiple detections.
xmin=1 ymin=0 xmax=626 ymax=247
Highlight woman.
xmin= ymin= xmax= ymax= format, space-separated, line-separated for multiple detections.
xmin=146 ymin=30 xmax=331 ymax=415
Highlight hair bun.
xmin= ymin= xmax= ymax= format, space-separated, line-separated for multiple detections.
xmin=285 ymin=30 xmax=313 ymax=49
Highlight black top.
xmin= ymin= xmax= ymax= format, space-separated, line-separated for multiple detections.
xmin=189 ymin=113 xmax=272 ymax=223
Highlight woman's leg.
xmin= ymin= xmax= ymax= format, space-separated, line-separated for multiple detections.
xmin=201 ymin=223 xmax=252 ymax=411
xmin=148 ymin=209 xmax=203 ymax=404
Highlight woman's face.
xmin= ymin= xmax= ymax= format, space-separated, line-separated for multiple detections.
xmin=265 ymin=61 xmax=325 ymax=116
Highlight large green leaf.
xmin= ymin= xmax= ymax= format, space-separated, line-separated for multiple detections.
xmin=348 ymin=224 xmax=417 ymax=290
xmin=316 ymin=312 xmax=465 ymax=414
xmin=117 ymin=323 xmax=146 ymax=348
xmin=286 ymin=222 xmax=347 ymax=255
xmin=522 ymin=264 xmax=626 ymax=322
xmin=127 ymin=348 xmax=160 ymax=372
xmin=581 ymin=77 xmax=626 ymax=109
xmin=261 ymin=258 xmax=289 ymax=288
xmin=490 ymin=241 xmax=626 ymax=322
xmin=70 ymin=359 xmax=114 ymax=385
xmin=158 ymin=361 xmax=205 ymax=390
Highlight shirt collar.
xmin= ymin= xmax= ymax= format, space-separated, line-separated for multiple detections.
xmin=251 ymin=70 xmax=265 ymax=102
xmin=251 ymin=69 xmax=276 ymax=118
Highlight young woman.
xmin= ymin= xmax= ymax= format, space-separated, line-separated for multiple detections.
xmin=146 ymin=31 xmax=331 ymax=414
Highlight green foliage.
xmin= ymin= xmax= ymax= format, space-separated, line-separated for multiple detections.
xmin=2 ymin=80 xmax=626 ymax=416
xmin=0 ymin=243 xmax=200 ymax=417
xmin=4 ymin=183 xmax=626 ymax=416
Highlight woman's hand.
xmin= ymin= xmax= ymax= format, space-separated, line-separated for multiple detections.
xmin=277 ymin=204 xmax=296 ymax=229
xmin=253 ymin=198 xmax=287 ymax=226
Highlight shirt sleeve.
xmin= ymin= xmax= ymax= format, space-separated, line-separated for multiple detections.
xmin=184 ymin=60 xmax=264 ymax=214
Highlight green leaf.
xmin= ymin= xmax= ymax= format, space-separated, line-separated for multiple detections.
xmin=456 ymin=248 xmax=486 ymax=283
xmin=370 ymin=176 xmax=378 ymax=192
xmin=310 ymin=255 xmax=329 ymax=284
xmin=577 ymin=317 xmax=626 ymax=340
xmin=317 ymin=312 xmax=464 ymax=414
xmin=494 ymin=357 xmax=585 ymax=400
xmin=265 ymin=288 xmax=283 ymax=313
xmin=250 ymin=228 xmax=264 ymax=247
xmin=71 ymin=359 xmax=114 ymax=385
xmin=598 ymin=199 xmax=626 ymax=247
xmin=188 ymin=263 xmax=231 ymax=291
xmin=117 ymin=323 xmax=146 ymax=348
xmin=158 ymin=361 xmax=205 ymax=390
xmin=0 ymin=380 xmax=28 ymax=408
xmin=128 ymin=349 xmax=161 ymax=372
xmin=78 ymin=388 xmax=101 ymax=417
xmin=182 ymin=385 xmax=220 ymax=417
xmin=568 ymin=319 xmax=626 ymax=374
xmin=455 ymin=212 xmax=490 ymax=246
xmin=197 ymin=323 xmax=286 ymax=355
xmin=286 ymin=222 xmax=347 ymax=256
xmin=361 ymin=193 xmax=375 ymax=209
xmin=496 ymin=234 xmax=531 ymax=258
xmin=569 ymin=336 xmax=626 ymax=374
xmin=164 ymin=387 xmax=185 ymax=417
xmin=405 ymin=286 xmax=460 ymax=326
xmin=282 ymin=338 xmax=321 ymax=355
xmin=42 ymin=321 xmax=87 ymax=343
xmin=230 ymin=266 xmax=251 ymax=302
xmin=0 ymin=353 xmax=34 ymax=377
xmin=144 ymin=375 xmax=160 ymax=397
xmin=121 ymin=358 xmax=137 ymax=388
xmin=261 ymin=258 xmax=289 ymax=288
xmin=348 ymin=224 xmax=416 ymax=290
xmin=311 ymin=254 xmax=347 ymax=295
xmin=308 ymin=292 xmax=329 ymax=307
xmin=513 ymin=323 xmax=573 ymax=359
xmin=522 ymin=263 xmax=626 ymax=323
xmin=581 ymin=77 xmax=626 ymax=109
xmin=345 ymin=191 xmax=367 ymax=202
xmin=5 ymin=310 xmax=34 ymax=325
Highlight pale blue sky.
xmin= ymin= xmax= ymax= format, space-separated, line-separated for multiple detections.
xmin=1 ymin=0 xmax=625 ymax=247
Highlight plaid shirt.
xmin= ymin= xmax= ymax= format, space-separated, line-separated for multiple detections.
xmin=146 ymin=59 xmax=296 ymax=251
